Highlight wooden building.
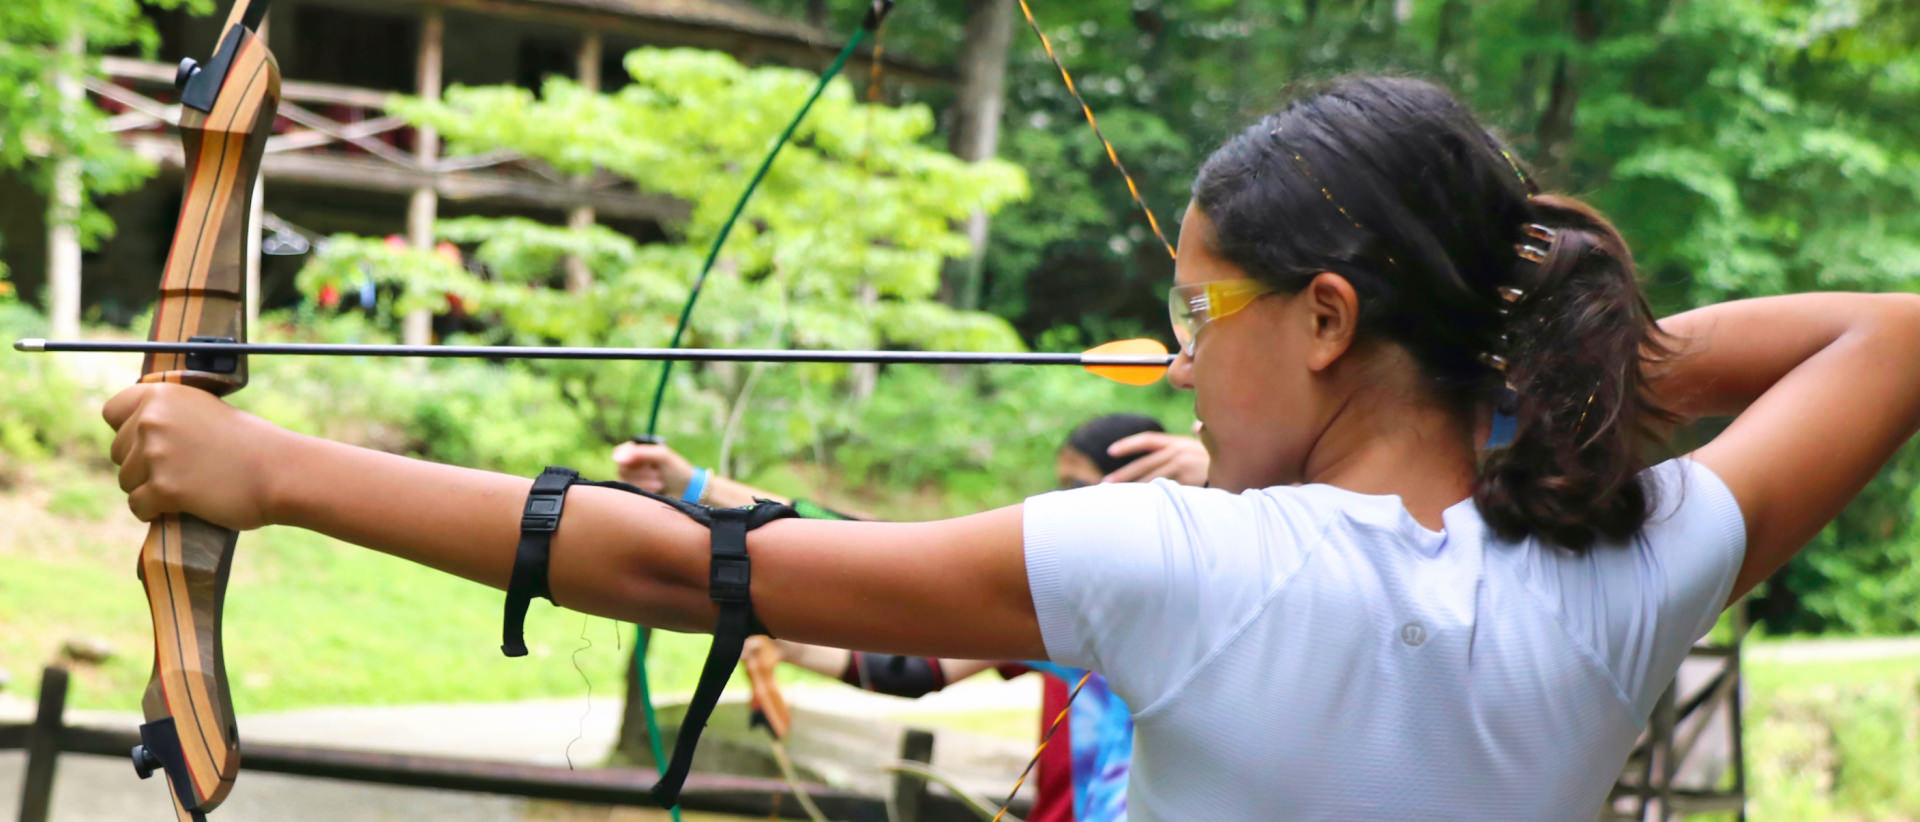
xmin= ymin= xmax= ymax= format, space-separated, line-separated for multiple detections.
xmin=8 ymin=0 xmax=935 ymax=340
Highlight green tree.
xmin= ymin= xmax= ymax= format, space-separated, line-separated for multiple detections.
xmin=297 ymin=48 xmax=1031 ymax=471
xmin=0 ymin=0 xmax=209 ymax=277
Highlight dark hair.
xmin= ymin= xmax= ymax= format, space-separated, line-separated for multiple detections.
xmin=1190 ymin=75 xmax=1676 ymax=551
xmin=1065 ymin=413 xmax=1166 ymax=475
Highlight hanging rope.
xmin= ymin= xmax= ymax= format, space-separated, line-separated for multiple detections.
xmin=1013 ymin=0 xmax=1175 ymax=260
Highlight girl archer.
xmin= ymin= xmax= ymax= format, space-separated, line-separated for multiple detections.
xmin=102 ymin=76 xmax=1920 ymax=820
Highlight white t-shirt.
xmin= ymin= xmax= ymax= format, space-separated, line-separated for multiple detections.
xmin=1023 ymin=458 xmax=1745 ymax=821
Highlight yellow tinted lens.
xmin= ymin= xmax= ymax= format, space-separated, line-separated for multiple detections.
xmin=1205 ymin=279 xmax=1268 ymax=319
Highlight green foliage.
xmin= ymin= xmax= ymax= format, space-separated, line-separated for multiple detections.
xmin=833 ymin=328 xmax=1194 ymax=515
xmin=240 ymin=311 xmax=605 ymax=476
xmin=0 ymin=0 xmax=212 ymax=249
xmin=299 ymin=49 xmax=1034 ymax=467
xmin=1775 ymin=442 xmax=1920 ymax=633
xmin=1746 ymin=648 xmax=1920 ymax=818
xmin=395 ymin=48 xmax=1028 ymax=300
xmin=0 ymin=303 xmax=108 ymax=465
xmin=46 ymin=479 xmax=113 ymax=520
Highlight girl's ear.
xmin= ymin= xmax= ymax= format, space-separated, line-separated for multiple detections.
xmin=1302 ymin=272 xmax=1360 ymax=371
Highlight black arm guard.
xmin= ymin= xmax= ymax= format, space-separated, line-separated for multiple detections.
xmin=502 ymin=466 xmax=796 ymax=809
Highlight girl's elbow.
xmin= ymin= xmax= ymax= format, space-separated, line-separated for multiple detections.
xmin=1869 ymin=293 xmax=1920 ymax=356
xmin=589 ymin=544 xmax=712 ymax=632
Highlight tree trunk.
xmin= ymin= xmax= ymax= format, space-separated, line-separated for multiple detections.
xmin=1532 ymin=0 xmax=1600 ymax=179
xmin=404 ymin=7 xmax=443 ymax=346
xmin=46 ymin=29 xmax=85 ymax=341
xmin=940 ymin=0 xmax=1015 ymax=310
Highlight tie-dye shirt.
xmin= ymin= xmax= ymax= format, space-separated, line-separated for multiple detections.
xmin=1026 ymin=660 xmax=1133 ymax=821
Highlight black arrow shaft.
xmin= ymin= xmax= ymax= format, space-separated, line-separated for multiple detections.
xmin=14 ymin=339 xmax=1173 ymax=367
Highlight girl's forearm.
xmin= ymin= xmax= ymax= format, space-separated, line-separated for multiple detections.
xmin=772 ymin=640 xmax=854 ymax=677
xmin=1652 ymin=293 xmax=1920 ymax=421
xmin=265 ymin=431 xmax=718 ymax=631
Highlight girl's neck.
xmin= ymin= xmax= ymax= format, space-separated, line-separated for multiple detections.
xmin=1305 ymin=392 xmax=1477 ymax=531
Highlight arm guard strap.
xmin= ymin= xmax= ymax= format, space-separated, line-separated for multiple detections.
xmin=502 ymin=466 xmax=795 ymax=808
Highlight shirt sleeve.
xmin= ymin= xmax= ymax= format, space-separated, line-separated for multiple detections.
xmin=1525 ymin=457 xmax=1748 ymax=717
xmin=1022 ymin=480 xmax=1325 ymax=708
xmin=1646 ymin=458 xmax=1749 ymax=646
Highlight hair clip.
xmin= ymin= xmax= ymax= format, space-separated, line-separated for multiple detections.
xmin=1497 ymin=286 xmax=1526 ymax=303
xmin=1516 ymin=243 xmax=1548 ymax=264
xmin=1523 ymin=223 xmax=1557 ymax=242
xmin=1477 ymin=351 xmax=1508 ymax=372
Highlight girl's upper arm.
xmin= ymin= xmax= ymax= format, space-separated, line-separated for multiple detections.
xmin=733 ymin=481 xmax=1286 ymax=707
xmin=1686 ymin=294 xmax=1920 ymax=603
xmin=742 ymin=505 xmax=1051 ymax=661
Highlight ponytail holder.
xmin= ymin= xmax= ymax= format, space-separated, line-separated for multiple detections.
xmin=1516 ymin=223 xmax=1557 ymax=263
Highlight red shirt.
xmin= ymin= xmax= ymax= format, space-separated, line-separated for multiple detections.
xmin=994 ymin=663 xmax=1072 ymax=822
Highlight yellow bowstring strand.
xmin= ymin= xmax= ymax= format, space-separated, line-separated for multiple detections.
xmin=1013 ymin=0 xmax=1176 ymax=260
xmin=868 ymin=29 xmax=886 ymax=103
xmin=991 ymin=671 xmax=1094 ymax=821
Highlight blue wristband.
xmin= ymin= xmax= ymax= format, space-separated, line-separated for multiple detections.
xmin=682 ymin=467 xmax=710 ymax=504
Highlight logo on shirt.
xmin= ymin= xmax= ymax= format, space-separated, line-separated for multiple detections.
xmin=1400 ymin=622 xmax=1427 ymax=647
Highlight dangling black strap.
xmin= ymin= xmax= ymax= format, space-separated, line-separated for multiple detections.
xmin=651 ymin=499 xmax=794 ymax=808
xmin=502 ymin=466 xmax=581 ymax=657
xmin=498 ymin=466 xmax=793 ymax=808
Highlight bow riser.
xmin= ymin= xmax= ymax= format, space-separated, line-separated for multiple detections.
xmin=131 ymin=5 xmax=279 ymax=819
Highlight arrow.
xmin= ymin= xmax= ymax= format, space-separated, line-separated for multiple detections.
xmin=16 ymin=337 xmax=1173 ymax=385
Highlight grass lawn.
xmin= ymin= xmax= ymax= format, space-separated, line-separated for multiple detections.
xmin=2 ymin=457 xmax=718 ymax=713
xmin=1743 ymin=645 xmax=1920 ymax=820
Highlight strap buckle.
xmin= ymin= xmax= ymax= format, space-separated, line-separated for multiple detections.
xmin=520 ymin=467 xmax=579 ymax=533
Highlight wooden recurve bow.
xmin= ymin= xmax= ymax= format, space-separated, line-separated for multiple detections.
xmin=126 ymin=2 xmax=279 ymax=819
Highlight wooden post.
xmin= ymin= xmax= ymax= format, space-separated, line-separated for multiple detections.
xmin=404 ymin=6 xmax=444 ymax=346
xmin=46 ymin=30 xmax=86 ymax=341
xmin=891 ymin=728 xmax=935 ymax=822
xmin=565 ymin=30 xmax=602 ymax=294
xmin=1647 ymin=685 xmax=1677 ymax=821
xmin=18 ymin=667 xmax=70 ymax=822
xmin=1729 ymin=600 xmax=1749 ymax=821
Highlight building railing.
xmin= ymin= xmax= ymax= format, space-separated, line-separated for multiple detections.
xmin=82 ymin=56 xmax=685 ymax=223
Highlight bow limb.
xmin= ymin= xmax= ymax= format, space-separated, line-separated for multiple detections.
xmin=742 ymin=635 xmax=791 ymax=739
xmin=127 ymin=3 xmax=279 ymax=819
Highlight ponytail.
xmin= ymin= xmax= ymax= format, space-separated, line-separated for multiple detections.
xmin=1471 ymin=194 xmax=1678 ymax=550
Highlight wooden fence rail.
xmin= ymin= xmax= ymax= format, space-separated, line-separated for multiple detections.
xmin=6 ymin=667 xmax=985 ymax=822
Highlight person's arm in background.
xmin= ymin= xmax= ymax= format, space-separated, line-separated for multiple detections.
xmin=1654 ymin=293 xmax=1920 ymax=603
xmin=613 ymin=440 xmax=871 ymax=520
xmin=768 ymin=639 xmax=1007 ymax=697
xmin=1099 ymin=430 xmax=1210 ymax=485
xmin=612 ymin=439 xmax=787 ymax=508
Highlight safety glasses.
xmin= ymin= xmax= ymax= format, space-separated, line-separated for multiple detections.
xmin=1167 ymin=279 xmax=1275 ymax=356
